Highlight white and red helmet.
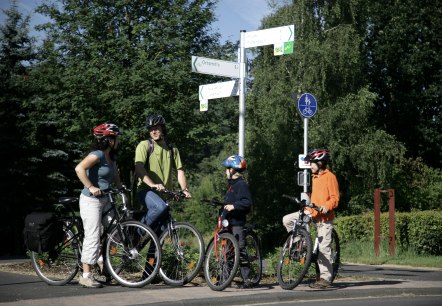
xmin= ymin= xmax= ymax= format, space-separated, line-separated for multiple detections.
xmin=93 ymin=123 xmax=121 ymax=139
xmin=305 ymin=148 xmax=331 ymax=163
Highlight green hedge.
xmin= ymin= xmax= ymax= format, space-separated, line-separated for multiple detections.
xmin=335 ymin=211 xmax=442 ymax=256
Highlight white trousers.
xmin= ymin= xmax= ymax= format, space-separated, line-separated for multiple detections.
xmin=79 ymin=194 xmax=113 ymax=265
xmin=282 ymin=212 xmax=334 ymax=282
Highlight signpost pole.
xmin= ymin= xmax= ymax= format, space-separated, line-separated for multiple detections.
xmin=303 ymin=117 xmax=308 ymax=193
xmin=297 ymin=93 xmax=318 ymax=200
xmin=239 ymin=30 xmax=247 ymax=157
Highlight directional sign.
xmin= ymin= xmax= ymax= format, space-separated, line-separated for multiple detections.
xmin=244 ymin=25 xmax=294 ymax=48
xmin=199 ymin=80 xmax=239 ymax=100
xmin=297 ymin=93 xmax=318 ymax=118
xmin=192 ymin=56 xmax=240 ymax=78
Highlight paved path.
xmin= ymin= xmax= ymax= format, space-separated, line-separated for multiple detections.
xmin=0 ymin=260 xmax=441 ymax=306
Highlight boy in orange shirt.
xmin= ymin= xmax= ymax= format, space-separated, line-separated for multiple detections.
xmin=282 ymin=148 xmax=339 ymax=289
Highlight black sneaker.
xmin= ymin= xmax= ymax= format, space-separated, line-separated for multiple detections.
xmin=236 ymin=280 xmax=253 ymax=289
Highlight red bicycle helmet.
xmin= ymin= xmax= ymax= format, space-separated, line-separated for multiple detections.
xmin=305 ymin=148 xmax=330 ymax=163
xmin=93 ymin=123 xmax=121 ymax=139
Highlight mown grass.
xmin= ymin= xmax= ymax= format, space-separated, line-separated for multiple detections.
xmin=263 ymin=239 xmax=442 ymax=277
xmin=340 ymin=239 xmax=442 ymax=268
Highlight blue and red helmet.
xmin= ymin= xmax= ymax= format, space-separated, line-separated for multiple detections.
xmin=222 ymin=155 xmax=247 ymax=172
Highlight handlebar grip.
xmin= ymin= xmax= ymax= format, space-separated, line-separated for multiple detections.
xmin=282 ymin=194 xmax=301 ymax=204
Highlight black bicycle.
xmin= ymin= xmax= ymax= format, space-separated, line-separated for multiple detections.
xmin=277 ymin=195 xmax=340 ymax=290
xmin=202 ymin=198 xmax=262 ymax=291
xmin=29 ymin=187 xmax=162 ymax=288
xmin=153 ymin=189 xmax=205 ymax=286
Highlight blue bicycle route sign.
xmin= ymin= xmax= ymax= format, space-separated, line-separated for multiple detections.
xmin=297 ymin=93 xmax=317 ymax=118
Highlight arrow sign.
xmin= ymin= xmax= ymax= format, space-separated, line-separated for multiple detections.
xmin=192 ymin=56 xmax=240 ymax=78
xmin=199 ymin=80 xmax=239 ymax=100
xmin=244 ymin=25 xmax=295 ymax=48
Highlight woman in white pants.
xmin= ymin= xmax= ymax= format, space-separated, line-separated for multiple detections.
xmin=75 ymin=123 xmax=123 ymax=288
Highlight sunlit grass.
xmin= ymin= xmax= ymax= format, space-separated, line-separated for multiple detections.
xmin=340 ymin=240 xmax=442 ymax=268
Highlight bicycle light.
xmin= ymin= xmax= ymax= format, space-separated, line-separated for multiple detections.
xmin=222 ymin=219 xmax=229 ymax=228
xmin=303 ymin=215 xmax=311 ymax=223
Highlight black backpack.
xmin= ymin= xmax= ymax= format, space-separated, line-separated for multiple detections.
xmin=23 ymin=212 xmax=64 ymax=252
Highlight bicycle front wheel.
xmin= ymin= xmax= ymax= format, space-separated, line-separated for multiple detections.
xmin=105 ymin=220 xmax=161 ymax=288
xmin=30 ymin=226 xmax=80 ymax=286
xmin=245 ymin=232 xmax=262 ymax=286
xmin=159 ymin=222 xmax=205 ymax=286
xmin=314 ymin=228 xmax=340 ymax=283
xmin=204 ymin=232 xmax=240 ymax=291
xmin=277 ymin=228 xmax=313 ymax=290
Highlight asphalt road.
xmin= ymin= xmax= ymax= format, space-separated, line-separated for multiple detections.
xmin=0 ymin=262 xmax=441 ymax=306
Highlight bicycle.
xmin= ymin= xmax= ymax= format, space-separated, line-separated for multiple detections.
xmin=29 ymin=187 xmax=162 ymax=288
xmin=277 ymin=195 xmax=340 ymax=290
xmin=150 ymin=189 xmax=205 ymax=286
xmin=202 ymin=198 xmax=262 ymax=291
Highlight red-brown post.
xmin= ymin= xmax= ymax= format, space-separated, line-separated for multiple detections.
xmin=374 ymin=188 xmax=381 ymax=256
xmin=388 ymin=189 xmax=395 ymax=256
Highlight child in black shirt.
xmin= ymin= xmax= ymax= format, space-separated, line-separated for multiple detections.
xmin=222 ymin=155 xmax=253 ymax=288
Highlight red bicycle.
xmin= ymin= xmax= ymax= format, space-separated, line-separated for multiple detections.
xmin=202 ymin=198 xmax=262 ymax=291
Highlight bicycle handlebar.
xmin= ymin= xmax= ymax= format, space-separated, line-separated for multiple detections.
xmin=202 ymin=198 xmax=224 ymax=207
xmin=282 ymin=194 xmax=322 ymax=212
xmin=161 ymin=189 xmax=186 ymax=200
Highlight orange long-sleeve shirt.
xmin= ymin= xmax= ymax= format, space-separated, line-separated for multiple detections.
xmin=308 ymin=169 xmax=340 ymax=222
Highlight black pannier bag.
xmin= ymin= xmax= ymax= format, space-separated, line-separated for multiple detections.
xmin=23 ymin=212 xmax=64 ymax=252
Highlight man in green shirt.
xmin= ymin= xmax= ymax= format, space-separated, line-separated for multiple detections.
xmin=134 ymin=114 xmax=191 ymax=232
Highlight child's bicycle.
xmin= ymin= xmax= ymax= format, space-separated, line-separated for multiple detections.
xmin=277 ymin=194 xmax=340 ymax=290
xmin=29 ymin=187 xmax=162 ymax=288
xmin=202 ymin=198 xmax=262 ymax=291
xmin=147 ymin=189 xmax=205 ymax=286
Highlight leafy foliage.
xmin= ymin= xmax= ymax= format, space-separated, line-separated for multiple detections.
xmin=1 ymin=0 xmax=441 ymax=257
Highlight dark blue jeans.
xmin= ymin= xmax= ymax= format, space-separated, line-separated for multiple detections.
xmin=137 ymin=189 xmax=168 ymax=234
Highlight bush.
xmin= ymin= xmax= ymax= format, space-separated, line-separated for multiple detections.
xmin=335 ymin=211 xmax=442 ymax=256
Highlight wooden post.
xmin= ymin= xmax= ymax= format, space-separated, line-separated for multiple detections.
xmin=374 ymin=188 xmax=381 ymax=256
xmin=388 ymin=189 xmax=395 ymax=256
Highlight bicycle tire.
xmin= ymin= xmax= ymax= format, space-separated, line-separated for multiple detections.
xmin=204 ymin=232 xmax=240 ymax=291
xmin=105 ymin=220 xmax=161 ymax=288
xmin=245 ymin=232 xmax=262 ymax=286
xmin=30 ymin=225 xmax=80 ymax=286
xmin=314 ymin=228 xmax=340 ymax=283
xmin=277 ymin=228 xmax=313 ymax=290
xmin=159 ymin=222 xmax=205 ymax=286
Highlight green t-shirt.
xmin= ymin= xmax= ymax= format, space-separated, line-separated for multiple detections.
xmin=134 ymin=139 xmax=183 ymax=191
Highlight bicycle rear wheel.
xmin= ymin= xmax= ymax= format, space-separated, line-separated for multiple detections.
xmin=105 ymin=220 xmax=161 ymax=288
xmin=204 ymin=232 xmax=240 ymax=291
xmin=159 ymin=222 xmax=205 ymax=286
xmin=314 ymin=228 xmax=340 ymax=283
xmin=277 ymin=228 xmax=313 ymax=290
xmin=245 ymin=232 xmax=262 ymax=286
xmin=30 ymin=226 xmax=80 ymax=286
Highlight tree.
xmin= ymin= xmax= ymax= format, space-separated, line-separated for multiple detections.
xmin=0 ymin=0 xmax=38 ymax=255
xmin=31 ymin=0 xmax=235 ymax=187
xmin=362 ymin=0 xmax=442 ymax=168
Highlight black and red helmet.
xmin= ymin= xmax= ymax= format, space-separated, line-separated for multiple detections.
xmin=93 ymin=123 xmax=121 ymax=139
xmin=305 ymin=148 xmax=331 ymax=163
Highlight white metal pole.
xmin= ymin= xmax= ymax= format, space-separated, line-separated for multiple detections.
xmin=303 ymin=117 xmax=308 ymax=193
xmin=239 ymin=30 xmax=247 ymax=157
